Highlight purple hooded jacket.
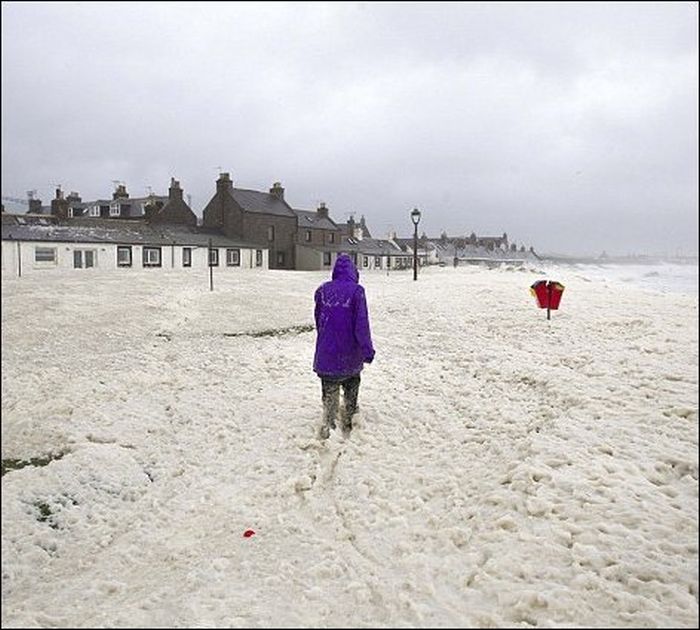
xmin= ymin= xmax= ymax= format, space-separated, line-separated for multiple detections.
xmin=313 ymin=254 xmax=375 ymax=378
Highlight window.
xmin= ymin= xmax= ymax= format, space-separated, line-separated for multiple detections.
xmin=117 ymin=246 xmax=132 ymax=267
xmin=110 ymin=202 xmax=120 ymax=217
xmin=74 ymin=249 xmax=96 ymax=268
xmin=375 ymin=256 xmax=382 ymax=268
xmin=143 ymin=247 xmax=162 ymax=267
xmin=90 ymin=205 xmax=100 ymax=217
xmin=209 ymin=248 xmax=219 ymax=266
xmin=182 ymin=247 xmax=192 ymax=267
xmin=329 ymin=233 xmax=335 ymax=244
xmin=323 ymin=252 xmax=332 ymax=266
xmin=267 ymin=225 xmax=275 ymax=242
xmin=363 ymin=256 xmax=368 ymax=268
xmin=68 ymin=207 xmax=74 ymax=218
xmin=276 ymin=251 xmax=285 ymax=266
xmin=35 ymin=247 xmax=57 ymax=263
xmin=305 ymin=230 xmax=312 ymax=242
xmin=226 ymin=248 xmax=240 ymax=266
xmin=255 ymin=250 xmax=263 ymax=267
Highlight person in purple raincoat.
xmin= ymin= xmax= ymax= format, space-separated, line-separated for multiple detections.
xmin=313 ymin=253 xmax=375 ymax=439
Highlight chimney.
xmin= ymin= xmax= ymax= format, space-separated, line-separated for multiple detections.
xmin=113 ymin=184 xmax=129 ymax=200
xmin=50 ymin=189 xmax=69 ymax=220
xmin=269 ymin=181 xmax=285 ymax=201
xmin=216 ymin=172 xmax=233 ymax=193
xmin=28 ymin=198 xmax=42 ymax=213
xmin=317 ymin=201 xmax=328 ymax=219
xmin=169 ymin=177 xmax=183 ymax=201
xmin=66 ymin=191 xmax=82 ymax=203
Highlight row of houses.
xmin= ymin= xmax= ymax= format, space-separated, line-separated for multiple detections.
xmin=1 ymin=173 xmax=536 ymax=277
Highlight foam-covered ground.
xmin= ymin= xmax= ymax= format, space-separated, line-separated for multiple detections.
xmin=2 ymin=264 xmax=698 ymax=627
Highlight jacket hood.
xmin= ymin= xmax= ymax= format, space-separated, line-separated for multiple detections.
xmin=332 ymin=254 xmax=359 ymax=282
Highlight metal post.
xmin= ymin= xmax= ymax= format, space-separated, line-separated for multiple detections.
xmin=413 ymin=222 xmax=418 ymax=281
xmin=17 ymin=240 xmax=22 ymax=278
xmin=208 ymin=238 xmax=213 ymax=292
xmin=547 ymin=282 xmax=551 ymax=320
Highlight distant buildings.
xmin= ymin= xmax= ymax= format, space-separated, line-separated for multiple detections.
xmin=1 ymin=173 xmax=537 ymax=277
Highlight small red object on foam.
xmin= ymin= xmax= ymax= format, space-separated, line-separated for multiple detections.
xmin=243 ymin=529 xmax=255 ymax=538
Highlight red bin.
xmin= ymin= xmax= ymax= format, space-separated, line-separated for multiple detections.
xmin=548 ymin=281 xmax=565 ymax=309
xmin=530 ymin=280 xmax=565 ymax=311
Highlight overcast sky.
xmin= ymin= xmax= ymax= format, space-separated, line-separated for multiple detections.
xmin=2 ymin=1 xmax=698 ymax=256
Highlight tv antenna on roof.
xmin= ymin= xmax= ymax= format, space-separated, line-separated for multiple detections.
xmin=111 ymin=179 xmax=124 ymax=188
xmin=145 ymin=185 xmax=153 ymax=195
xmin=26 ymin=189 xmax=37 ymax=199
xmin=214 ymin=166 xmax=223 ymax=174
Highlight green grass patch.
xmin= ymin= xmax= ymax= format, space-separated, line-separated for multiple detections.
xmin=1 ymin=452 xmax=66 ymax=477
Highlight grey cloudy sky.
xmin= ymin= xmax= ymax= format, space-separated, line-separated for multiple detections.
xmin=2 ymin=1 xmax=698 ymax=256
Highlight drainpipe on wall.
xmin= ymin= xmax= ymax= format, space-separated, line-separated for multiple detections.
xmin=17 ymin=240 xmax=22 ymax=278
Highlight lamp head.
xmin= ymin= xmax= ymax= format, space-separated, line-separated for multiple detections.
xmin=410 ymin=207 xmax=421 ymax=226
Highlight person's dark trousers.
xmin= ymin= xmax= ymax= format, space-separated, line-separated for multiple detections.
xmin=321 ymin=375 xmax=361 ymax=431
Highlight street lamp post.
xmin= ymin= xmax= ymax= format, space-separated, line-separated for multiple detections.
xmin=411 ymin=207 xmax=421 ymax=281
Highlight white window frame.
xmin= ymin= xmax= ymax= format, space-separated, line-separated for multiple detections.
xmin=255 ymin=250 xmax=263 ymax=267
xmin=90 ymin=204 xmax=100 ymax=217
xmin=182 ymin=247 xmax=192 ymax=267
xmin=209 ymin=248 xmax=219 ymax=266
xmin=305 ymin=230 xmax=312 ymax=242
xmin=226 ymin=248 xmax=240 ymax=266
xmin=143 ymin=247 xmax=161 ymax=267
xmin=329 ymin=232 xmax=335 ymax=244
xmin=74 ymin=248 xmax=97 ymax=269
xmin=34 ymin=246 xmax=57 ymax=264
xmin=117 ymin=246 xmax=132 ymax=267
xmin=109 ymin=202 xmax=121 ymax=217
xmin=375 ymin=256 xmax=382 ymax=268
xmin=363 ymin=256 xmax=369 ymax=268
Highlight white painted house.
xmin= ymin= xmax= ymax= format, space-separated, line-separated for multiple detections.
xmin=1 ymin=214 xmax=267 ymax=277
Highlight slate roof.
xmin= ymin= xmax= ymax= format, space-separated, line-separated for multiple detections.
xmin=1 ymin=216 xmax=261 ymax=249
xmin=229 ymin=188 xmax=296 ymax=218
xmin=300 ymin=236 xmax=402 ymax=256
xmin=293 ymin=209 xmax=339 ymax=231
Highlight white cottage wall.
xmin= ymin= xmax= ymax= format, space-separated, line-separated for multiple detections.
xmin=0 ymin=240 xmax=269 ymax=277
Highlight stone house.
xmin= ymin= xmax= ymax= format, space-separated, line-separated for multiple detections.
xmin=202 ymin=174 xmax=297 ymax=270
xmin=293 ymin=202 xmax=343 ymax=271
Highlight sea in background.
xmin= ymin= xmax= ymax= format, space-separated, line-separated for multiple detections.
xmin=539 ymin=261 xmax=699 ymax=296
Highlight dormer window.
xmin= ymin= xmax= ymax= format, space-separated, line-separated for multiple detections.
xmin=90 ymin=204 xmax=100 ymax=217
xmin=110 ymin=202 xmax=120 ymax=217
